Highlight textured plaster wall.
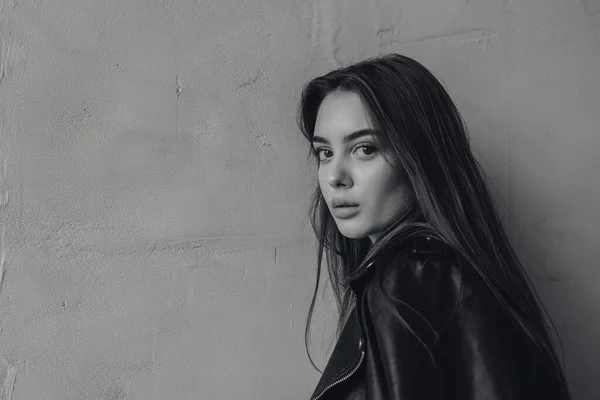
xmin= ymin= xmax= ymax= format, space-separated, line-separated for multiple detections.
xmin=0 ymin=0 xmax=598 ymax=399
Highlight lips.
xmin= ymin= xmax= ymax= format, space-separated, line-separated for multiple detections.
xmin=332 ymin=198 xmax=359 ymax=208
xmin=331 ymin=205 xmax=359 ymax=219
xmin=331 ymin=199 xmax=360 ymax=219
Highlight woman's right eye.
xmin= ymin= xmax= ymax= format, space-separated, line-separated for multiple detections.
xmin=315 ymin=148 xmax=332 ymax=160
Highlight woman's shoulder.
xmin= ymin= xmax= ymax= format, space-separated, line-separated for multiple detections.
xmin=380 ymin=237 xmax=466 ymax=291
xmin=373 ymin=236 xmax=462 ymax=279
xmin=359 ymin=237 xmax=499 ymax=336
xmin=351 ymin=236 xmax=478 ymax=307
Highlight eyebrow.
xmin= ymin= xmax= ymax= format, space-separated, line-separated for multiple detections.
xmin=312 ymin=129 xmax=378 ymax=145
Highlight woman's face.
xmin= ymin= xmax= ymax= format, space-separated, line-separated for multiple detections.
xmin=312 ymin=91 xmax=414 ymax=243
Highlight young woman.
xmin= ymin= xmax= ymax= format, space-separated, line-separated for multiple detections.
xmin=297 ymin=54 xmax=571 ymax=400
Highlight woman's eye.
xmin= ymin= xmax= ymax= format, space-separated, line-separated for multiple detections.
xmin=315 ymin=148 xmax=332 ymax=160
xmin=355 ymin=144 xmax=377 ymax=157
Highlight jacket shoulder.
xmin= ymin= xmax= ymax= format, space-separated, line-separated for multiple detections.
xmin=350 ymin=237 xmax=469 ymax=299
xmin=379 ymin=237 xmax=462 ymax=286
xmin=366 ymin=240 xmax=472 ymax=322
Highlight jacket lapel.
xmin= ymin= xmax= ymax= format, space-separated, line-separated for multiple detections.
xmin=310 ymin=306 xmax=363 ymax=400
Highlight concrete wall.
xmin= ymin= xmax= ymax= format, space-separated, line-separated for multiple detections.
xmin=0 ymin=0 xmax=598 ymax=398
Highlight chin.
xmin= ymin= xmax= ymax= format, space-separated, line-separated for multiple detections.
xmin=336 ymin=223 xmax=370 ymax=240
xmin=339 ymin=231 xmax=366 ymax=240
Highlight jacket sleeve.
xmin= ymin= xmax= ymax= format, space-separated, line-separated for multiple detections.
xmin=359 ymin=251 xmax=525 ymax=400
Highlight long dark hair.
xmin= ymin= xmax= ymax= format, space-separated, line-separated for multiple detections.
xmin=297 ymin=53 xmax=570 ymax=395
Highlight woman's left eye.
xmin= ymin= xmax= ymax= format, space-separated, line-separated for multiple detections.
xmin=355 ymin=144 xmax=377 ymax=157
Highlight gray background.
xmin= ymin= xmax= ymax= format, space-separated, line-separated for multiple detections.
xmin=0 ymin=0 xmax=598 ymax=399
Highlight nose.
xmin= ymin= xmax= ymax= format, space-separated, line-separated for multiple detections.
xmin=326 ymin=158 xmax=353 ymax=189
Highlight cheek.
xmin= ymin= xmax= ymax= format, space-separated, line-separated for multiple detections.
xmin=363 ymin=163 xmax=394 ymax=193
xmin=365 ymin=166 xmax=410 ymax=206
xmin=317 ymin=168 xmax=328 ymax=195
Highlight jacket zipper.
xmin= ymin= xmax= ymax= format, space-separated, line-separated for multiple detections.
xmin=311 ymin=339 xmax=365 ymax=400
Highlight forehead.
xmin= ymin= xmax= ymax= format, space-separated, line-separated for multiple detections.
xmin=313 ymin=91 xmax=373 ymax=140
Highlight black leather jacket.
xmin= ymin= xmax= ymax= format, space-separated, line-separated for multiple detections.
xmin=309 ymin=236 xmax=570 ymax=400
